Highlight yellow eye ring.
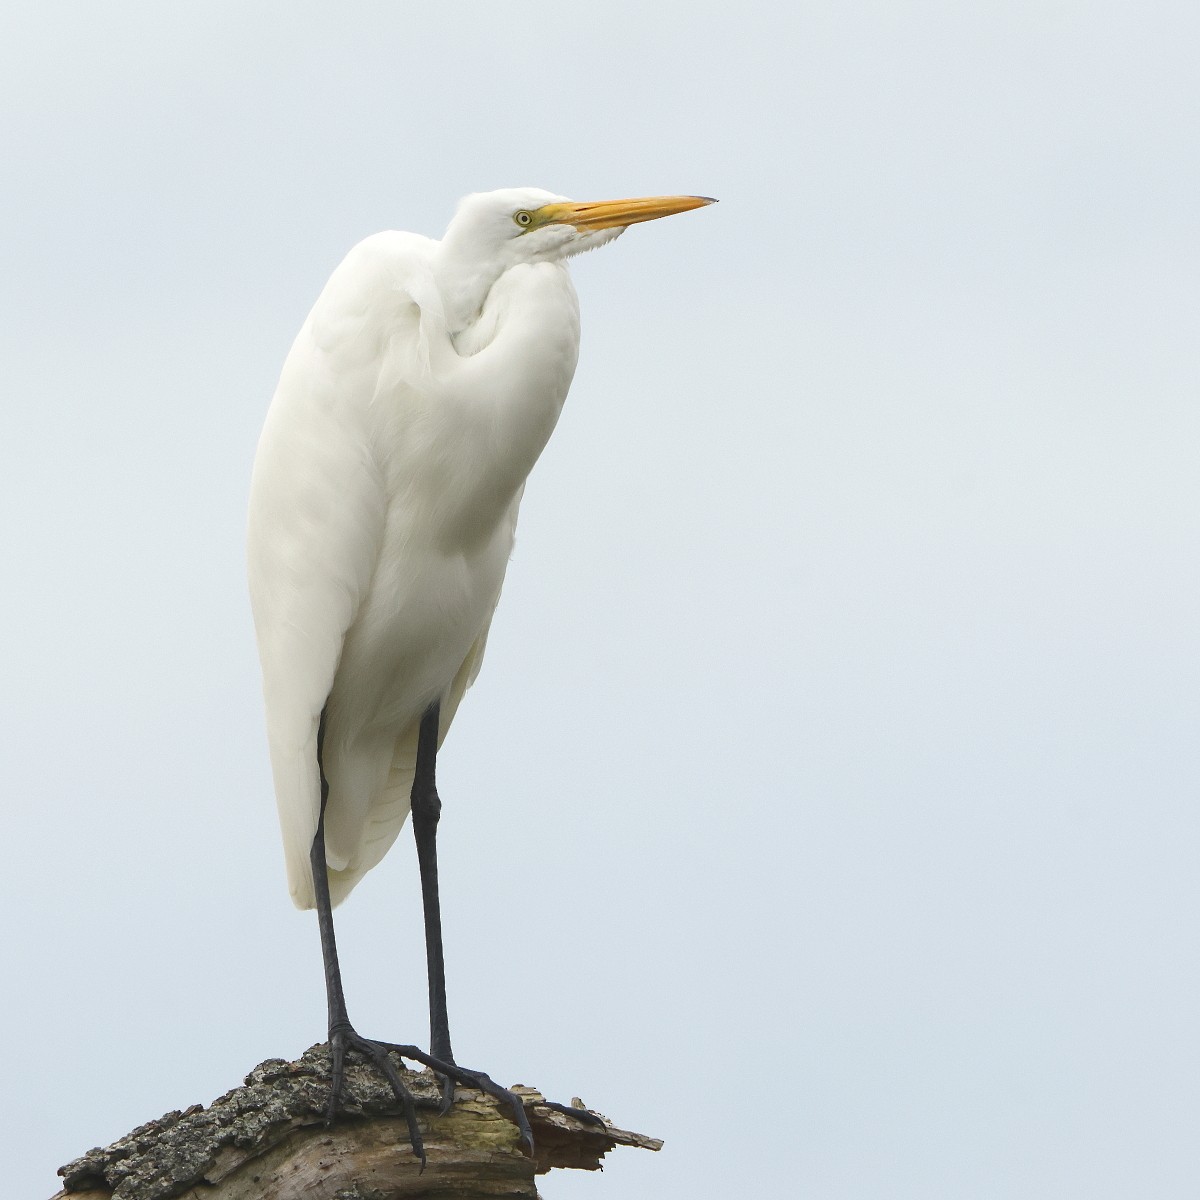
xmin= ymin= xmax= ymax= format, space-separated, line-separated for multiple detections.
xmin=513 ymin=210 xmax=533 ymax=228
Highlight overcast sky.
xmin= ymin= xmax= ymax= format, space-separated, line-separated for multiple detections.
xmin=4 ymin=3 xmax=1199 ymax=1197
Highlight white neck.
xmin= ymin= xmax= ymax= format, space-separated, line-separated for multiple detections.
xmin=423 ymin=261 xmax=582 ymax=548
xmin=433 ymin=235 xmax=512 ymax=334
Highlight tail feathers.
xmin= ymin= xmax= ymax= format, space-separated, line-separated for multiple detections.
xmin=278 ymin=731 xmax=322 ymax=911
xmin=325 ymin=724 xmax=419 ymax=907
xmin=286 ymin=628 xmax=493 ymax=910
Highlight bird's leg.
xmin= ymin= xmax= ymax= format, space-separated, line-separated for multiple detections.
xmin=311 ymin=712 xmax=426 ymax=1163
xmin=310 ymin=708 xmax=596 ymax=1156
xmin=410 ymin=704 xmax=451 ymax=1055
xmin=403 ymin=704 xmax=602 ymax=1144
xmin=409 ymin=703 xmax=456 ymax=1097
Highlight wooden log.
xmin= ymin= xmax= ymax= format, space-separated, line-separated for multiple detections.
xmin=52 ymin=1044 xmax=661 ymax=1200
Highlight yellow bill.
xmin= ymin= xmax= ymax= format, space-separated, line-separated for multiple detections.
xmin=536 ymin=194 xmax=717 ymax=232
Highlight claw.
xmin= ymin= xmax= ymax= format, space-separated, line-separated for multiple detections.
xmin=324 ymin=1028 xmax=348 ymax=1125
xmin=537 ymin=1099 xmax=609 ymax=1129
xmin=381 ymin=1042 xmax=536 ymax=1155
xmin=438 ymin=1072 xmax=455 ymax=1115
xmin=325 ymin=1028 xmax=426 ymax=1169
xmin=329 ymin=1035 xmax=588 ymax=1164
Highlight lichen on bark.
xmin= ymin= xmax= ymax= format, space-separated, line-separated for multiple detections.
xmin=53 ymin=1044 xmax=660 ymax=1200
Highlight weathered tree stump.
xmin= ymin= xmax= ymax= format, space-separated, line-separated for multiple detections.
xmin=52 ymin=1044 xmax=661 ymax=1199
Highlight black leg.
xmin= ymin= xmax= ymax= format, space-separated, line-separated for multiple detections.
xmin=309 ymin=706 xmax=589 ymax=1157
xmin=410 ymin=703 xmax=455 ymax=1081
xmin=406 ymin=702 xmax=549 ymax=1149
xmin=311 ymin=711 xmax=425 ymax=1162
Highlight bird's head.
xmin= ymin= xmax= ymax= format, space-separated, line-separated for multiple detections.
xmin=442 ymin=187 xmax=716 ymax=269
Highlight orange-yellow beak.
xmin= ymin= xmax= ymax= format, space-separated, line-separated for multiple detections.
xmin=535 ymin=194 xmax=717 ymax=232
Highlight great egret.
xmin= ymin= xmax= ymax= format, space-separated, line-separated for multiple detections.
xmin=247 ymin=187 xmax=715 ymax=1161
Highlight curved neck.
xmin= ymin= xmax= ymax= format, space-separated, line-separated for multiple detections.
xmin=433 ymin=235 xmax=510 ymax=335
xmin=421 ymin=261 xmax=581 ymax=550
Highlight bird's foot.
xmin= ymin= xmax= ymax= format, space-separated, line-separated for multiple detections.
xmin=379 ymin=1042 xmax=535 ymax=1154
xmin=322 ymin=1028 xmax=607 ymax=1163
xmin=326 ymin=1022 xmax=426 ymax=1166
xmin=531 ymin=1097 xmax=610 ymax=1127
xmin=378 ymin=1042 xmax=608 ymax=1153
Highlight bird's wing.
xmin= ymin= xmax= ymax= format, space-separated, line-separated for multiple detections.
xmin=323 ymin=471 xmax=523 ymax=907
xmin=247 ymin=232 xmax=443 ymax=907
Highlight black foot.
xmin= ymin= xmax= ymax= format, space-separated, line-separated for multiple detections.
xmin=326 ymin=1023 xmax=425 ymax=1167
xmin=535 ymin=1099 xmax=609 ymax=1129
xmin=325 ymin=1031 xmax=608 ymax=1162
xmin=381 ymin=1042 xmax=544 ymax=1155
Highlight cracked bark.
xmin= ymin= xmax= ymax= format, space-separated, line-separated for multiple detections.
xmin=51 ymin=1044 xmax=661 ymax=1200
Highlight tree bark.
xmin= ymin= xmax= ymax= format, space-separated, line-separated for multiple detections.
xmin=52 ymin=1044 xmax=661 ymax=1200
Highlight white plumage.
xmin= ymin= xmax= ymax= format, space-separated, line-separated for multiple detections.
xmin=248 ymin=188 xmax=713 ymax=911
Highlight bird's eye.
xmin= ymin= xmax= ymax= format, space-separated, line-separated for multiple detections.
xmin=513 ymin=210 xmax=533 ymax=228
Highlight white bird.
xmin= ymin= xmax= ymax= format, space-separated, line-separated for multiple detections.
xmin=247 ymin=187 xmax=714 ymax=1160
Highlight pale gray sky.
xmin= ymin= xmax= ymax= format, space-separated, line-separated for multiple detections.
xmin=4 ymin=3 xmax=1199 ymax=1197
